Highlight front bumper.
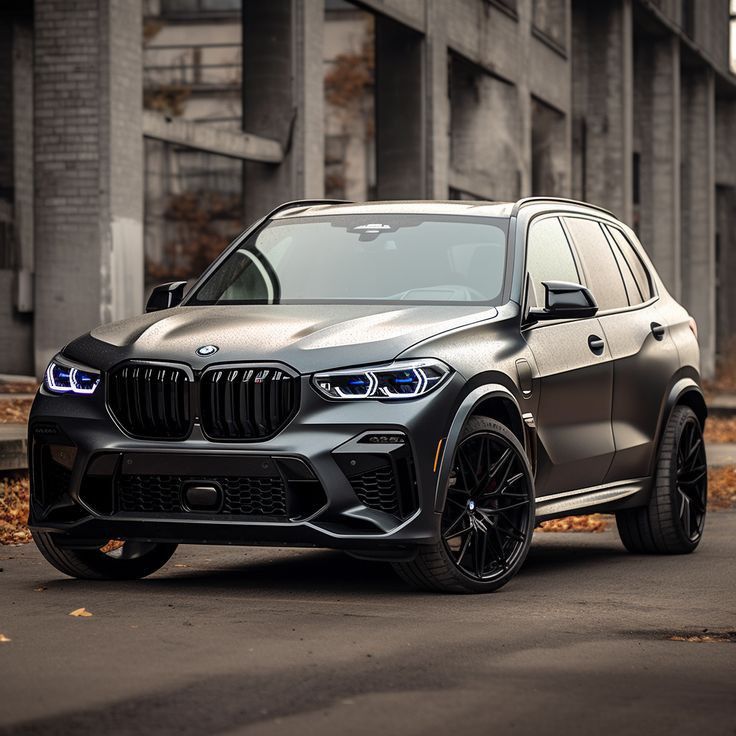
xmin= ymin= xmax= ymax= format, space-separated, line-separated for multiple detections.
xmin=28 ymin=372 xmax=464 ymax=554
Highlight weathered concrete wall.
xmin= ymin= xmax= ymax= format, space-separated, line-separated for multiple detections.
xmin=33 ymin=0 xmax=144 ymax=375
xmin=0 ymin=0 xmax=733 ymax=380
xmin=634 ymin=31 xmax=681 ymax=297
xmin=680 ymin=66 xmax=716 ymax=378
xmin=242 ymin=0 xmax=324 ymax=225
xmin=572 ymin=0 xmax=633 ymax=223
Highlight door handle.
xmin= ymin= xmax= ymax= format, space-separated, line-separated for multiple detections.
xmin=650 ymin=322 xmax=666 ymax=341
xmin=588 ymin=335 xmax=605 ymax=355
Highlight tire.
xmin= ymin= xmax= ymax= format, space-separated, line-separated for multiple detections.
xmin=33 ymin=532 xmax=177 ymax=580
xmin=616 ymin=405 xmax=707 ymax=554
xmin=393 ymin=416 xmax=535 ymax=593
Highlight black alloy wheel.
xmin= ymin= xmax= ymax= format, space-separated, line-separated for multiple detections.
xmin=616 ymin=405 xmax=708 ymax=554
xmin=674 ymin=414 xmax=707 ymax=542
xmin=441 ymin=430 xmax=532 ymax=582
xmin=393 ymin=416 xmax=534 ymax=593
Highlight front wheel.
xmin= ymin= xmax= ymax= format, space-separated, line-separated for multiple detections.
xmin=393 ymin=416 xmax=535 ymax=593
xmin=33 ymin=532 xmax=177 ymax=580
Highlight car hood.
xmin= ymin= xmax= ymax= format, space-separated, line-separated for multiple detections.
xmin=80 ymin=303 xmax=499 ymax=373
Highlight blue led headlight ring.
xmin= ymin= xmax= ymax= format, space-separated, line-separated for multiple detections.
xmin=313 ymin=359 xmax=450 ymax=400
xmin=44 ymin=356 xmax=101 ymax=395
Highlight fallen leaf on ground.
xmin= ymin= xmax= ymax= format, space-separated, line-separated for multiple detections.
xmin=99 ymin=540 xmax=125 ymax=554
xmin=709 ymin=466 xmax=736 ymax=509
xmin=704 ymin=416 xmax=736 ymax=444
xmin=0 ymin=634 xmax=11 ymax=643
xmin=0 ymin=398 xmax=33 ymax=424
xmin=537 ymin=514 xmax=611 ymax=533
xmin=69 ymin=608 xmax=93 ymax=617
xmin=0 ymin=475 xmax=31 ymax=546
xmin=173 ymin=563 xmax=189 ymax=568
xmin=34 ymin=586 xmax=47 ymax=592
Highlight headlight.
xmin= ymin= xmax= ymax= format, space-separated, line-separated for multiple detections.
xmin=44 ymin=356 xmax=101 ymax=395
xmin=313 ymin=360 xmax=450 ymax=400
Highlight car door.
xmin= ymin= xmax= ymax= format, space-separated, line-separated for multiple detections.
xmin=585 ymin=223 xmax=679 ymax=483
xmin=522 ymin=215 xmax=615 ymax=496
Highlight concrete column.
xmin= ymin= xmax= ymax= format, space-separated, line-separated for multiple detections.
xmin=33 ymin=0 xmax=144 ymax=375
xmin=424 ymin=0 xmax=449 ymax=199
xmin=242 ymin=0 xmax=324 ymax=223
xmin=375 ymin=15 xmax=425 ymax=199
xmin=633 ymin=33 xmax=681 ymax=298
xmin=0 ymin=12 xmax=34 ymax=375
xmin=715 ymin=97 xmax=736 ymax=356
xmin=680 ymin=66 xmax=716 ymax=378
xmin=516 ymin=0 xmax=533 ymax=198
xmin=293 ymin=0 xmax=324 ymax=199
xmin=571 ymin=0 xmax=633 ymax=223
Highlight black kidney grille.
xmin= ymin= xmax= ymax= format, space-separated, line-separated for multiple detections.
xmin=108 ymin=365 xmax=191 ymax=439
xmin=118 ymin=474 xmax=288 ymax=518
xmin=200 ymin=367 xmax=297 ymax=440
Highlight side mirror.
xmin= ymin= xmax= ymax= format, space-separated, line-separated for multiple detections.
xmin=146 ymin=281 xmax=188 ymax=313
xmin=528 ymin=280 xmax=598 ymax=322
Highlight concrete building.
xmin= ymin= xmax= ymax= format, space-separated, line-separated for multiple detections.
xmin=0 ymin=0 xmax=734 ymax=378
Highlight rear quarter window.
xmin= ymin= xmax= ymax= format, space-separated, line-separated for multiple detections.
xmin=606 ymin=226 xmax=653 ymax=302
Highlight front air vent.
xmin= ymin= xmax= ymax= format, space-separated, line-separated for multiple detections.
xmin=117 ymin=474 xmax=289 ymax=518
xmin=199 ymin=366 xmax=298 ymax=441
xmin=107 ymin=364 xmax=192 ymax=440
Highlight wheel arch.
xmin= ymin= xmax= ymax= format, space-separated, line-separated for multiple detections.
xmin=665 ymin=378 xmax=708 ymax=429
xmin=646 ymin=377 xmax=707 ymax=478
xmin=433 ymin=385 xmax=527 ymax=512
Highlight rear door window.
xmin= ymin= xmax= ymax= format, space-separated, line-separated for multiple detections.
xmin=563 ymin=217 xmax=629 ymax=311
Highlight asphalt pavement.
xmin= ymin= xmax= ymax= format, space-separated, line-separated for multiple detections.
xmin=0 ymin=512 xmax=734 ymax=736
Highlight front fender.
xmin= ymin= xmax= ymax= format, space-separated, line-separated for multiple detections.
xmin=433 ymin=384 xmax=526 ymax=512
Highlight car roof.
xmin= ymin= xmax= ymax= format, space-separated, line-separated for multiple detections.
xmin=271 ymin=200 xmax=516 ymax=220
xmin=270 ymin=197 xmax=617 ymax=222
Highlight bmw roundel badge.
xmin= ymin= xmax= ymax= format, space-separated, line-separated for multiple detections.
xmin=196 ymin=345 xmax=219 ymax=357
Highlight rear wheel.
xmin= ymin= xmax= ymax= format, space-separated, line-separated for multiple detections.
xmin=393 ymin=416 xmax=534 ymax=593
xmin=616 ymin=405 xmax=707 ymax=554
xmin=33 ymin=532 xmax=177 ymax=580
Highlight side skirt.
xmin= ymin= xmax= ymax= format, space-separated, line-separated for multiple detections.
xmin=534 ymin=477 xmax=651 ymax=522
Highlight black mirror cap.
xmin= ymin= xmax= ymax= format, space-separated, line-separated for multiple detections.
xmin=528 ymin=280 xmax=598 ymax=322
xmin=145 ymin=281 xmax=188 ymax=313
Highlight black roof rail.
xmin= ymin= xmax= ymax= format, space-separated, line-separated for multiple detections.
xmin=511 ymin=197 xmax=615 ymax=218
xmin=264 ymin=199 xmax=352 ymax=219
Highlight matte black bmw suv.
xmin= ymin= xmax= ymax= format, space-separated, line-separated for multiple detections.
xmin=28 ymin=197 xmax=708 ymax=593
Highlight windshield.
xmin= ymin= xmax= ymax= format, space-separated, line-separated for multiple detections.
xmin=188 ymin=214 xmax=509 ymax=306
